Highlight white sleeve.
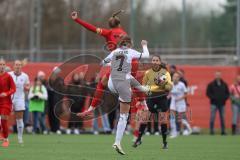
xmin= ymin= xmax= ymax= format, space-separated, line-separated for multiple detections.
xmin=141 ymin=45 xmax=150 ymax=59
xmin=131 ymin=45 xmax=150 ymax=60
xmin=38 ymin=86 xmax=48 ymax=100
xmin=101 ymin=52 xmax=114 ymax=66
xmin=28 ymin=87 xmax=35 ymax=100
xmin=41 ymin=86 xmax=48 ymax=100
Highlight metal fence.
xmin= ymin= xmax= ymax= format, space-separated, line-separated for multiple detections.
xmin=0 ymin=47 xmax=238 ymax=65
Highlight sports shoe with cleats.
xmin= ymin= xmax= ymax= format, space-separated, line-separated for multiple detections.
xmin=2 ymin=139 xmax=9 ymax=147
xmin=112 ymin=143 xmax=126 ymax=155
xmin=132 ymin=138 xmax=142 ymax=148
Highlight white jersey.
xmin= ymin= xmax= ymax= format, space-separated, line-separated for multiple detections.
xmin=170 ymin=81 xmax=187 ymax=109
xmin=9 ymin=71 xmax=30 ymax=100
xmin=103 ymin=45 xmax=149 ymax=80
xmin=105 ymin=45 xmax=149 ymax=102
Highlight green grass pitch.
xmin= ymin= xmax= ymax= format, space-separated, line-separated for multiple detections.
xmin=0 ymin=134 xmax=239 ymax=160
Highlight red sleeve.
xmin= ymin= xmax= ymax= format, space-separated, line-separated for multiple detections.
xmin=100 ymin=28 xmax=110 ymax=37
xmin=5 ymin=75 xmax=16 ymax=96
xmin=74 ymin=18 xmax=110 ymax=37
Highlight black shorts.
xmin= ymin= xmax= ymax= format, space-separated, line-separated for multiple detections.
xmin=146 ymin=93 xmax=169 ymax=113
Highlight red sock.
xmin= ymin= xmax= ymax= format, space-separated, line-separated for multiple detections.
xmin=133 ymin=130 xmax=139 ymax=137
xmin=0 ymin=121 xmax=2 ymax=132
xmin=1 ymin=119 xmax=9 ymax=139
xmin=90 ymin=81 xmax=105 ymax=108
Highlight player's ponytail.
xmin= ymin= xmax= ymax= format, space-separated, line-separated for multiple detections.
xmin=112 ymin=10 xmax=124 ymax=18
xmin=108 ymin=10 xmax=124 ymax=28
xmin=22 ymin=58 xmax=28 ymax=67
xmin=160 ymin=63 xmax=167 ymax=69
xmin=0 ymin=57 xmax=5 ymax=62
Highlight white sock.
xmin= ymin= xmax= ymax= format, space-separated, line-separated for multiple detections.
xmin=115 ymin=113 xmax=129 ymax=145
xmin=182 ymin=119 xmax=191 ymax=132
xmin=136 ymin=85 xmax=150 ymax=94
xmin=16 ymin=119 xmax=24 ymax=140
xmin=170 ymin=114 xmax=177 ymax=135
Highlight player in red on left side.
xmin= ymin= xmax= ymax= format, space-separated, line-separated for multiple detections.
xmin=71 ymin=10 xmax=147 ymax=118
xmin=0 ymin=58 xmax=16 ymax=147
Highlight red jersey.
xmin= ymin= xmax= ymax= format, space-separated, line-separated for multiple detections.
xmin=0 ymin=72 xmax=16 ymax=108
xmin=74 ymin=18 xmax=127 ymax=51
xmin=74 ymin=18 xmax=139 ymax=75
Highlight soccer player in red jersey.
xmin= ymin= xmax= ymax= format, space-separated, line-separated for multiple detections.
xmin=72 ymin=10 xmax=127 ymax=52
xmin=0 ymin=58 xmax=16 ymax=147
xmin=71 ymin=11 xmax=146 ymax=116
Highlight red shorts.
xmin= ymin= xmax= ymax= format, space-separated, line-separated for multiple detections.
xmin=130 ymin=98 xmax=137 ymax=113
xmin=0 ymin=106 xmax=12 ymax=116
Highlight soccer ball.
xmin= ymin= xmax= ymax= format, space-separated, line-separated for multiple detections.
xmin=160 ymin=74 xmax=167 ymax=81
xmin=154 ymin=74 xmax=167 ymax=86
xmin=183 ymin=129 xmax=191 ymax=136
xmin=192 ymin=126 xmax=201 ymax=134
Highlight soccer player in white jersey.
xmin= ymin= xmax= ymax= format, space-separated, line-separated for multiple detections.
xmin=102 ymin=36 xmax=150 ymax=155
xmin=169 ymin=72 xmax=192 ymax=138
xmin=9 ymin=60 xmax=30 ymax=144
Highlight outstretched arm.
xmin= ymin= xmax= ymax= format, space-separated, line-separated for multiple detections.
xmin=131 ymin=40 xmax=150 ymax=60
xmin=71 ymin=11 xmax=110 ymax=36
xmin=140 ymin=40 xmax=150 ymax=59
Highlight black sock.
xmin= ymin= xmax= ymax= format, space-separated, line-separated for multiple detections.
xmin=138 ymin=123 xmax=147 ymax=141
xmin=232 ymin=124 xmax=236 ymax=135
xmin=161 ymin=124 xmax=168 ymax=145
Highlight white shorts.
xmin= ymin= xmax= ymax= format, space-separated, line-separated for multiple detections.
xmin=108 ymin=76 xmax=132 ymax=103
xmin=12 ymin=99 xmax=25 ymax=111
xmin=108 ymin=77 xmax=117 ymax=94
xmin=170 ymin=98 xmax=186 ymax=113
xmin=170 ymin=105 xmax=186 ymax=113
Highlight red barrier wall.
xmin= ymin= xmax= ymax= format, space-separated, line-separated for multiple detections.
xmin=9 ymin=63 xmax=239 ymax=129
xmin=183 ymin=66 xmax=239 ymax=129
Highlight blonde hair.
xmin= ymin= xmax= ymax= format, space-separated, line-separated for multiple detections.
xmin=0 ymin=58 xmax=5 ymax=63
xmin=14 ymin=58 xmax=28 ymax=67
xmin=22 ymin=58 xmax=28 ymax=66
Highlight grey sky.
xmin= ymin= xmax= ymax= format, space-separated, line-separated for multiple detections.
xmin=143 ymin=0 xmax=227 ymax=22
xmin=145 ymin=0 xmax=227 ymax=15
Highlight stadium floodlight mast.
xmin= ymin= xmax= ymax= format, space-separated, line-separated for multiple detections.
xmin=130 ymin=0 xmax=136 ymax=42
xmin=237 ymin=0 xmax=240 ymax=65
xmin=29 ymin=0 xmax=42 ymax=62
xmin=181 ymin=0 xmax=187 ymax=63
xmin=80 ymin=1 xmax=87 ymax=63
